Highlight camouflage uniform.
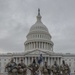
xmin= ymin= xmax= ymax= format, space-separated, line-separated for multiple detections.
xmin=51 ymin=61 xmax=60 ymax=75
xmin=28 ymin=58 xmax=39 ymax=75
xmin=60 ymin=60 xmax=70 ymax=75
xmin=41 ymin=62 xmax=51 ymax=75
xmin=17 ymin=59 xmax=27 ymax=75
xmin=5 ymin=59 xmax=17 ymax=75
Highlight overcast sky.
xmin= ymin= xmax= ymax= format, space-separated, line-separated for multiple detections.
xmin=0 ymin=0 xmax=75 ymax=53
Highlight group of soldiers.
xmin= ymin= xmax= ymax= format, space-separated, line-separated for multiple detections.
xmin=5 ymin=57 xmax=70 ymax=75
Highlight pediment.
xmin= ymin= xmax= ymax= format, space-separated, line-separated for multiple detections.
xmin=24 ymin=49 xmax=52 ymax=56
xmin=24 ymin=49 xmax=63 ymax=57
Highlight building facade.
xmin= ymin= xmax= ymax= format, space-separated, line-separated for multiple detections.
xmin=0 ymin=9 xmax=75 ymax=74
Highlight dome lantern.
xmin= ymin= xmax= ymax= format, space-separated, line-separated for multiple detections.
xmin=36 ymin=8 xmax=42 ymax=22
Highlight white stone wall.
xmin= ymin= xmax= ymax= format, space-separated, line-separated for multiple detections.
xmin=0 ymin=55 xmax=12 ymax=73
xmin=0 ymin=53 xmax=75 ymax=74
xmin=63 ymin=55 xmax=75 ymax=73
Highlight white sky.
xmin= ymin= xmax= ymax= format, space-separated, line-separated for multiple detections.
xmin=0 ymin=0 xmax=75 ymax=53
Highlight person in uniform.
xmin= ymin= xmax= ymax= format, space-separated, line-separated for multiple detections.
xmin=5 ymin=58 xmax=17 ymax=75
xmin=28 ymin=57 xmax=39 ymax=75
xmin=41 ymin=61 xmax=51 ymax=75
xmin=60 ymin=60 xmax=70 ymax=75
xmin=51 ymin=61 xmax=60 ymax=75
xmin=17 ymin=59 xmax=27 ymax=75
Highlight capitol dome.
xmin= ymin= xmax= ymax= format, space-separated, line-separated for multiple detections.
xmin=24 ymin=9 xmax=54 ymax=52
xmin=29 ymin=17 xmax=49 ymax=33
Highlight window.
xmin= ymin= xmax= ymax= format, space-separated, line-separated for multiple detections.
xmin=4 ymin=59 xmax=6 ymax=61
xmin=38 ymin=34 xmax=39 ymax=38
xmin=69 ymin=59 xmax=71 ymax=61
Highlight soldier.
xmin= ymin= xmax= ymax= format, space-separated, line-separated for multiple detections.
xmin=5 ymin=58 xmax=17 ymax=75
xmin=60 ymin=60 xmax=70 ymax=75
xmin=28 ymin=57 xmax=39 ymax=75
xmin=41 ymin=61 xmax=51 ymax=75
xmin=51 ymin=61 xmax=60 ymax=75
xmin=17 ymin=59 xmax=27 ymax=75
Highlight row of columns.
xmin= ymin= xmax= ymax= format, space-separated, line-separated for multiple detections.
xmin=25 ymin=42 xmax=53 ymax=51
xmin=28 ymin=34 xmax=50 ymax=40
xmin=14 ymin=57 xmax=61 ymax=66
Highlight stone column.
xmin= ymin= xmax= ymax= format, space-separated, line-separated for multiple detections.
xmin=27 ymin=57 xmax=29 ymax=65
xmin=52 ymin=46 xmax=53 ymax=51
xmin=13 ymin=57 xmax=15 ymax=62
xmin=29 ymin=43 xmax=30 ymax=50
xmin=48 ymin=44 xmax=50 ymax=50
xmin=29 ymin=57 xmax=30 ymax=65
xmin=15 ymin=57 xmax=16 ymax=63
xmin=34 ymin=42 xmax=35 ymax=49
xmin=29 ymin=42 xmax=31 ymax=50
xmin=30 ymin=43 xmax=31 ymax=49
xmin=28 ymin=43 xmax=29 ymax=50
xmin=51 ymin=57 xmax=53 ymax=65
xmin=50 ymin=57 xmax=51 ymax=66
xmin=36 ymin=42 xmax=37 ymax=48
xmin=26 ymin=44 xmax=27 ymax=50
xmin=32 ymin=42 xmax=33 ymax=49
xmin=47 ymin=43 xmax=49 ymax=50
xmin=48 ymin=43 xmax=49 ymax=50
xmin=45 ymin=57 xmax=46 ymax=62
xmin=39 ymin=42 xmax=40 ymax=49
xmin=26 ymin=44 xmax=28 ymax=49
xmin=54 ymin=57 xmax=56 ymax=62
xmin=30 ymin=57 xmax=32 ymax=63
xmin=18 ymin=57 xmax=19 ymax=63
xmin=43 ymin=57 xmax=45 ymax=64
xmin=48 ymin=57 xmax=50 ymax=65
xmin=59 ymin=57 xmax=61 ymax=65
xmin=23 ymin=57 xmax=25 ymax=63
xmin=46 ymin=43 xmax=47 ymax=49
xmin=35 ymin=42 xmax=36 ymax=48
xmin=56 ymin=57 xmax=57 ymax=63
xmin=44 ymin=42 xmax=45 ymax=49
xmin=26 ymin=57 xmax=28 ymax=65
xmin=42 ymin=42 xmax=43 ymax=49
xmin=58 ymin=57 xmax=60 ymax=65
xmin=38 ymin=42 xmax=39 ymax=48
xmin=45 ymin=43 xmax=46 ymax=49
xmin=31 ymin=42 xmax=32 ymax=49
xmin=53 ymin=58 xmax=54 ymax=64
xmin=16 ymin=57 xmax=18 ymax=64
xmin=47 ymin=43 xmax=48 ymax=50
xmin=51 ymin=57 xmax=52 ymax=65
xmin=25 ymin=57 xmax=27 ymax=65
xmin=43 ymin=42 xmax=44 ymax=49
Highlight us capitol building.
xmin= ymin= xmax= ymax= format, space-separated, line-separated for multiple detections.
xmin=0 ymin=9 xmax=75 ymax=75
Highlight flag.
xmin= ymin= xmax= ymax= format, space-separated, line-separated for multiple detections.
xmin=38 ymin=54 xmax=43 ymax=64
